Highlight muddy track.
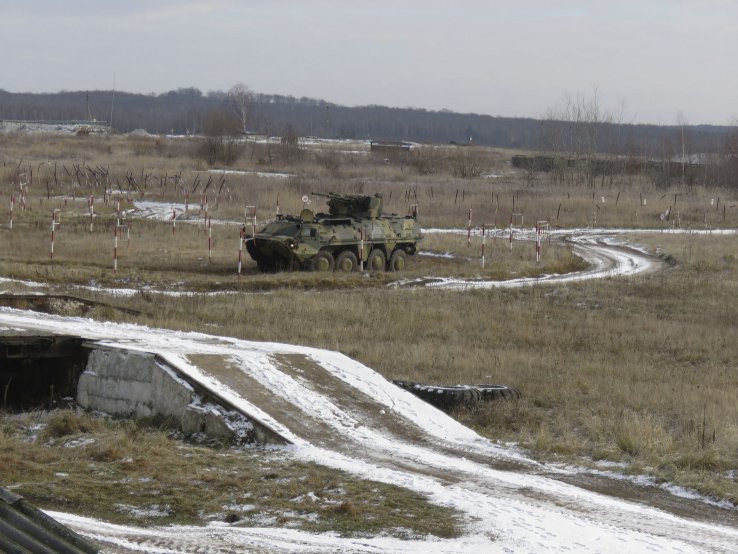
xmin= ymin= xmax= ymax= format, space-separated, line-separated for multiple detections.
xmin=393 ymin=230 xmax=665 ymax=290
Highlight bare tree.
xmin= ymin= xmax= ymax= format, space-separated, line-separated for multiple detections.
xmin=228 ymin=83 xmax=253 ymax=134
xmin=448 ymin=147 xmax=485 ymax=178
xmin=202 ymin=109 xmax=244 ymax=166
xmin=676 ymin=112 xmax=690 ymax=187
xmin=541 ymin=86 xmax=621 ymax=188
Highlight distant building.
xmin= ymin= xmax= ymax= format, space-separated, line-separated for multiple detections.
xmin=369 ymin=140 xmax=412 ymax=153
xmin=0 ymin=119 xmax=110 ymax=135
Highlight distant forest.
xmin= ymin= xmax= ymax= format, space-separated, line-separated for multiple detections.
xmin=0 ymin=87 xmax=736 ymax=157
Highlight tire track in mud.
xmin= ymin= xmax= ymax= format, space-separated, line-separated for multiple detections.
xmin=393 ymin=231 xmax=665 ymax=290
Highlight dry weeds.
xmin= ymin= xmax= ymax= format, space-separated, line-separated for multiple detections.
xmin=1 ymin=133 xmax=737 ymax=509
xmin=0 ymin=410 xmax=460 ymax=537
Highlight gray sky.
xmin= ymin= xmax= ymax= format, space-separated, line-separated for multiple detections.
xmin=1 ymin=1 xmax=736 ymax=125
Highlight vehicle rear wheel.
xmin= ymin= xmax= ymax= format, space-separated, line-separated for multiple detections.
xmin=335 ymin=251 xmax=358 ymax=272
xmin=366 ymin=249 xmax=386 ymax=272
xmin=388 ymin=249 xmax=408 ymax=271
xmin=311 ymin=250 xmax=335 ymax=272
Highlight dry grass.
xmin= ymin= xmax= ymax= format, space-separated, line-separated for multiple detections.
xmin=0 ymin=410 xmax=460 ymax=537
xmin=2 ymin=133 xmax=738 ymax=510
xmin=3 ymin=133 xmax=738 ymax=231
xmin=110 ymin=234 xmax=736 ymax=504
xmin=0 ymin=188 xmax=586 ymax=289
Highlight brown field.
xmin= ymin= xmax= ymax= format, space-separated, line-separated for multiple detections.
xmin=1 ymin=132 xmax=737 ymax=525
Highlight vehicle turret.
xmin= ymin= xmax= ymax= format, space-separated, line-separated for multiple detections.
xmin=311 ymin=192 xmax=384 ymax=219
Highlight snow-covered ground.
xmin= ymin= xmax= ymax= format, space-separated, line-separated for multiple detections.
xmin=126 ymin=199 xmax=670 ymax=292
xmin=207 ymin=168 xmax=294 ymax=179
xmin=2 ymin=200 xmax=737 ymax=551
xmin=1 ymin=309 xmax=737 ymax=553
xmin=402 ymin=226 xmax=736 ymax=290
xmin=397 ymin=229 xmax=662 ymax=290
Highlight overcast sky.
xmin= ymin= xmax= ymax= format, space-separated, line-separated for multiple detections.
xmin=1 ymin=1 xmax=736 ymax=125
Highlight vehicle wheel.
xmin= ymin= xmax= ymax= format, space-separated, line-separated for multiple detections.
xmin=366 ymin=249 xmax=386 ymax=272
xmin=388 ymin=249 xmax=408 ymax=271
xmin=335 ymin=251 xmax=359 ymax=272
xmin=311 ymin=250 xmax=335 ymax=272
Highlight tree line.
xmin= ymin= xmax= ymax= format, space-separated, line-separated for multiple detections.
xmin=1 ymin=86 xmax=735 ymax=158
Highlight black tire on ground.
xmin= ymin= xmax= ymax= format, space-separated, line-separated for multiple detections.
xmin=388 ymin=249 xmax=408 ymax=271
xmin=472 ymin=384 xmax=522 ymax=401
xmin=391 ymin=380 xmax=520 ymax=412
xmin=366 ymin=249 xmax=386 ymax=272
xmin=311 ymin=250 xmax=335 ymax=272
xmin=335 ymin=250 xmax=359 ymax=273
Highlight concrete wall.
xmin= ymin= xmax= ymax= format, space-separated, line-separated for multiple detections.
xmin=76 ymin=348 xmax=263 ymax=443
xmin=77 ymin=348 xmax=193 ymax=420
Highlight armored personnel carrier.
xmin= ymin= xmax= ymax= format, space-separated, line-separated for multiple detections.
xmin=244 ymin=192 xmax=422 ymax=272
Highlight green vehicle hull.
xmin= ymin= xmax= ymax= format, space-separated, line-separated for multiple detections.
xmin=245 ymin=193 xmax=422 ymax=272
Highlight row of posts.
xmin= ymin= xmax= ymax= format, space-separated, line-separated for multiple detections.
xmin=468 ymin=208 xmax=550 ymax=267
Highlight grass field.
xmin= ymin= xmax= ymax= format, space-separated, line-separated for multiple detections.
xmin=1 ymin=132 xmax=737 ymax=525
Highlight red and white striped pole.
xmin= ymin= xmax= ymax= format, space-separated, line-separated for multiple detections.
xmin=113 ymin=219 xmax=118 ymax=272
xmin=467 ymin=208 xmax=472 ymax=248
xmin=237 ymin=229 xmax=243 ymax=274
xmin=481 ymin=224 xmax=486 ymax=268
xmin=50 ymin=209 xmax=61 ymax=260
xmin=208 ymin=217 xmax=212 ymax=261
xmin=204 ymin=193 xmax=209 ymax=222
xmin=360 ymin=229 xmax=365 ymax=271
xmin=509 ymin=215 xmax=513 ymax=252
xmin=536 ymin=222 xmax=541 ymax=264
xmin=50 ymin=211 xmax=55 ymax=260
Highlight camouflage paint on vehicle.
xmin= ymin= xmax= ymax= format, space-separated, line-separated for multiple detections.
xmin=244 ymin=192 xmax=422 ymax=272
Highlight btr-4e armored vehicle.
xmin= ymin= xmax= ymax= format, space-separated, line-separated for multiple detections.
xmin=244 ymin=192 xmax=421 ymax=272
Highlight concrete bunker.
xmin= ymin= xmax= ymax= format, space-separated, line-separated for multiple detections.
xmin=0 ymin=335 xmax=284 ymax=444
xmin=0 ymin=335 xmax=87 ymax=411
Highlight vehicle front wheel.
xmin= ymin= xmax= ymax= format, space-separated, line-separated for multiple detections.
xmin=311 ymin=250 xmax=335 ymax=272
